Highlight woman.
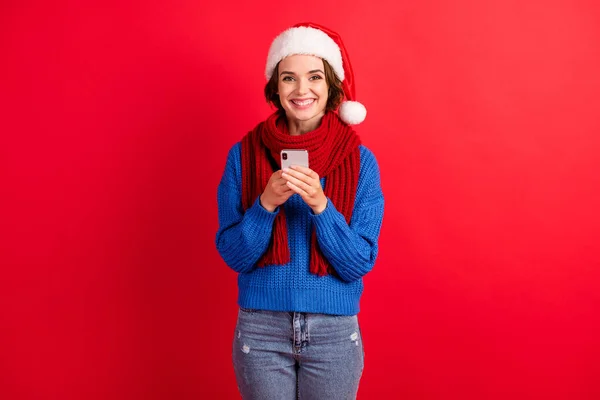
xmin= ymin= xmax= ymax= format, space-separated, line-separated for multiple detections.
xmin=216 ymin=22 xmax=384 ymax=399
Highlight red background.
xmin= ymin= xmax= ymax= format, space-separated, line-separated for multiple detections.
xmin=2 ymin=1 xmax=600 ymax=399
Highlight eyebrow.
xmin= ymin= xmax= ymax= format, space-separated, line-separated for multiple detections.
xmin=280 ymin=69 xmax=325 ymax=76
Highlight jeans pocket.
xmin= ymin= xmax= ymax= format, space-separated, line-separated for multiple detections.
xmin=239 ymin=306 xmax=258 ymax=313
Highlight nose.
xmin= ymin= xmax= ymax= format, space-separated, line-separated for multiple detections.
xmin=297 ymin=78 xmax=309 ymax=95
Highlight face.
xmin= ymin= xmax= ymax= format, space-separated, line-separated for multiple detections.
xmin=277 ymin=54 xmax=329 ymax=125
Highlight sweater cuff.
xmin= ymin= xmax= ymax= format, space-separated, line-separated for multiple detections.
xmin=255 ymin=196 xmax=280 ymax=215
xmin=239 ymin=196 xmax=279 ymax=244
xmin=309 ymin=197 xmax=339 ymax=225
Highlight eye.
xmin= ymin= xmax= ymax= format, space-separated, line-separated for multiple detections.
xmin=282 ymin=76 xmax=294 ymax=82
xmin=309 ymin=75 xmax=323 ymax=80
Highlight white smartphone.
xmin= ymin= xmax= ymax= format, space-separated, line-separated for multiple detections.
xmin=280 ymin=149 xmax=309 ymax=170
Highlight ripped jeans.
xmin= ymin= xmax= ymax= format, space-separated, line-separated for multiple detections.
xmin=232 ymin=308 xmax=365 ymax=400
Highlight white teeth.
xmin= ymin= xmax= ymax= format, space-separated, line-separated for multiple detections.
xmin=292 ymin=99 xmax=314 ymax=106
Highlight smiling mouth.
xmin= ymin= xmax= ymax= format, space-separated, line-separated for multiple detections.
xmin=291 ymin=99 xmax=315 ymax=107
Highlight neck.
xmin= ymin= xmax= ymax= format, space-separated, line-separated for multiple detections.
xmin=286 ymin=112 xmax=325 ymax=136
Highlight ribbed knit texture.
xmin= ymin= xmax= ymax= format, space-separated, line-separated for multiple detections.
xmin=241 ymin=111 xmax=360 ymax=276
xmin=216 ymin=143 xmax=384 ymax=316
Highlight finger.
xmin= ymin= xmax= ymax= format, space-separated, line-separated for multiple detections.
xmin=282 ymin=169 xmax=313 ymax=186
xmin=282 ymin=185 xmax=293 ymax=194
xmin=282 ymin=167 xmax=308 ymax=179
xmin=282 ymin=189 xmax=295 ymax=200
xmin=276 ymin=178 xmax=293 ymax=189
xmin=289 ymin=165 xmax=318 ymax=179
xmin=274 ymin=182 xmax=293 ymax=193
xmin=282 ymin=172 xmax=313 ymax=194
xmin=286 ymin=181 xmax=308 ymax=197
xmin=270 ymin=181 xmax=288 ymax=192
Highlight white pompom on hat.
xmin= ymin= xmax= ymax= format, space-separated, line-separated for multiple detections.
xmin=265 ymin=22 xmax=366 ymax=125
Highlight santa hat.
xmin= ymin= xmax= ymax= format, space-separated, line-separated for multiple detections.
xmin=265 ymin=22 xmax=367 ymax=125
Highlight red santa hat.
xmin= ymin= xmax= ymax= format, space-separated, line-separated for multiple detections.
xmin=265 ymin=22 xmax=367 ymax=125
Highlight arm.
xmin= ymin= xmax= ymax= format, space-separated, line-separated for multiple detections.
xmin=215 ymin=143 xmax=280 ymax=273
xmin=310 ymin=146 xmax=384 ymax=282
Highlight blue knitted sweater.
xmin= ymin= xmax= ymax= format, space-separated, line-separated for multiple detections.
xmin=216 ymin=142 xmax=384 ymax=315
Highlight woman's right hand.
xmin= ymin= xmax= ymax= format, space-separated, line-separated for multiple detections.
xmin=260 ymin=170 xmax=294 ymax=212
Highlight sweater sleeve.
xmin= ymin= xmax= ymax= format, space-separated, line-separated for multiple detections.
xmin=215 ymin=143 xmax=280 ymax=273
xmin=310 ymin=146 xmax=385 ymax=282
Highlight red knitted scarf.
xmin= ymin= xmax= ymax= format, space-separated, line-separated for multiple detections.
xmin=241 ymin=111 xmax=361 ymax=276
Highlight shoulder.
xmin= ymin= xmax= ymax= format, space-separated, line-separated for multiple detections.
xmin=226 ymin=142 xmax=242 ymax=160
xmin=354 ymin=145 xmax=384 ymax=207
xmin=358 ymin=144 xmax=377 ymax=161
xmin=221 ymin=142 xmax=242 ymax=170
xmin=219 ymin=142 xmax=243 ymax=187
xmin=358 ymin=145 xmax=381 ymax=176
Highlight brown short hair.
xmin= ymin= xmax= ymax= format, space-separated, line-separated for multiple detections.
xmin=264 ymin=58 xmax=344 ymax=114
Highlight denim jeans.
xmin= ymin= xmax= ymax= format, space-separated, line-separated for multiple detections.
xmin=232 ymin=307 xmax=365 ymax=399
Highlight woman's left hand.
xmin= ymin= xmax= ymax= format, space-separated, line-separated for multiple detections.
xmin=281 ymin=166 xmax=328 ymax=214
